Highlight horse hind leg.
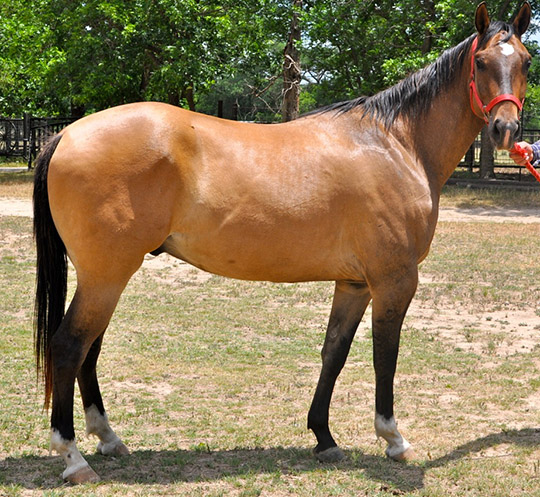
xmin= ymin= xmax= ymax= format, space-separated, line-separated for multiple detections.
xmin=308 ymin=281 xmax=371 ymax=462
xmin=78 ymin=333 xmax=129 ymax=457
xmin=50 ymin=278 xmax=131 ymax=484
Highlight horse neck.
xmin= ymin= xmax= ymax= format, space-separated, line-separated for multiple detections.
xmin=399 ymin=66 xmax=484 ymax=192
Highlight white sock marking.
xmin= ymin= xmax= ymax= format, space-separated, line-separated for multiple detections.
xmin=50 ymin=429 xmax=90 ymax=479
xmin=374 ymin=413 xmax=411 ymax=458
xmin=85 ymin=404 xmax=124 ymax=454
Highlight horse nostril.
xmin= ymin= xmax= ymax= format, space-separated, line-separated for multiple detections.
xmin=511 ymin=120 xmax=520 ymax=139
xmin=492 ymin=119 xmax=502 ymax=139
xmin=493 ymin=118 xmax=519 ymax=142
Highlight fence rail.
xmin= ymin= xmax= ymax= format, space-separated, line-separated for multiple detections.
xmin=0 ymin=114 xmax=77 ymax=168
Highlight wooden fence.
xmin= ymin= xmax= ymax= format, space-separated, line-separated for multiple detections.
xmin=0 ymin=114 xmax=77 ymax=168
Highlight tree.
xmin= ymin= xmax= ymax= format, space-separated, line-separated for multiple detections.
xmin=1 ymin=0 xmax=539 ymax=126
xmin=42 ymin=0 xmax=278 ymax=114
xmin=0 ymin=0 xmax=59 ymax=115
xmin=281 ymin=0 xmax=302 ymax=122
xmin=300 ymin=0 xmax=539 ymax=107
xmin=0 ymin=0 xmax=289 ymax=116
xmin=480 ymin=128 xmax=496 ymax=179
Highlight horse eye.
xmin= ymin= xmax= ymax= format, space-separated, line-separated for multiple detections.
xmin=475 ymin=58 xmax=487 ymax=71
xmin=524 ymin=59 xmax=532 ymax=73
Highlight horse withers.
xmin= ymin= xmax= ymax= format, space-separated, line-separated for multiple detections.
xmin=33 ymin=2 xmax=531 ymax=483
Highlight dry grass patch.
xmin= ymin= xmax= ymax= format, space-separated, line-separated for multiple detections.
xmin=440 ymin=184 xmax=540 ymax=209
xmin=0 ymin=171 xmax=33 ymax=199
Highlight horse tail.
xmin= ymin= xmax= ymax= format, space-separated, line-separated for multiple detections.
xmin=33 ymin=133 xmax=66 ymax=410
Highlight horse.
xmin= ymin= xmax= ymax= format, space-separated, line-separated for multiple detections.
xmin=33 ymin=2 xmax=531 ymax=483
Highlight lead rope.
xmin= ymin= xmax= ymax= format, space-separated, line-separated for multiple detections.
xmin=510 ymin=143 xmax=540 ymax=183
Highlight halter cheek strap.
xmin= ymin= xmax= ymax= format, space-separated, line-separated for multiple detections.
xmin=469 ymin=37 xmax=524 ymax=124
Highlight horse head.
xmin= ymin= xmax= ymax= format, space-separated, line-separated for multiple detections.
xmin=470 ymin=2 xmax=531 ymax=149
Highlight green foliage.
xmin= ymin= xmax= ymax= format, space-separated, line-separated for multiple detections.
xmin=300 ymin=0 xmax=540 ymax=105
xmin=1 ymin=1 xmax=540 ymax=118
xmin=0 ymin=0 xmax=288 ymax=116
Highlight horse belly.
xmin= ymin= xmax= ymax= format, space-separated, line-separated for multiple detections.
xmin=159 ymin=225 xmax=357 ymax=283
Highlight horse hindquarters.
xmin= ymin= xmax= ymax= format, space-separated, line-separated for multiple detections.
xmin=34 ymin=135 xmax=133 ymax=483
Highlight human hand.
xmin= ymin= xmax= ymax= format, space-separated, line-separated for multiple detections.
xmin=509 ymin=141 xmax=533 ymax=166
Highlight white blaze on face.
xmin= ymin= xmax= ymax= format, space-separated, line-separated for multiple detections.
xmin=500 ymin=43 xmax=515 ymax=56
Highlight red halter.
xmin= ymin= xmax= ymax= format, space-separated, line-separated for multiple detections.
xmin=469 ymin=37 xmax=524 ymax=124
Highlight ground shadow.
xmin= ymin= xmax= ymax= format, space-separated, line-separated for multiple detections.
xmin=1 ymin=427 xmax=538 ymax=491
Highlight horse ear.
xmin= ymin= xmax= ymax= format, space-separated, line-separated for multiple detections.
xmin=475 ymin=2 xmax=490 ymax=37
xmin=513 ymin=2 xmax=531 ymax=37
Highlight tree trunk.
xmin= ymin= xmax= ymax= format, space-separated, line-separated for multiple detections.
xmin=479 ymin=127 xmax=496 ymax=179
xmin=282 ymin=0 xmax=302 ymax=122
xmin=421 ymin=0 xmax=436 ymax=55
xmin=497 ymin=0 xmax=513 ymax=19
xmin=70 ymin=102 xmax=86 ymax=119
xmin=168 ymin=91 xmax=180 ymax=107
xmin=181 ymin=86 xmax=196 ymax=112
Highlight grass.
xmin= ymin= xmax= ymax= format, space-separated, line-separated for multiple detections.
xmin=0 ymin=179 xmax=539 ymax=496
xmin=440 ymin=184 xmax=540 ymax=209
xmin=0 ymin=170 xmax=33 ymax=198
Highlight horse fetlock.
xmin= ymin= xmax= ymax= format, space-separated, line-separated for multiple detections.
xmin=97 ymin=439 xmax=130 ymax=456
xmin=374 ymin=414 xmax=412 ymax=461
xmin=85 ymin=404 xmax=129 ymax=456
xmin=51 ymin=429 xmax=99 ymax=484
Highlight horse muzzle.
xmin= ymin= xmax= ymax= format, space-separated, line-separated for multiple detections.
xmin=489 ymin=114 xmax=520 ymax=150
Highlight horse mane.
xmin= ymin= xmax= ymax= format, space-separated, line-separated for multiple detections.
xmin=309 ymin=21 xmax=516 ymax=128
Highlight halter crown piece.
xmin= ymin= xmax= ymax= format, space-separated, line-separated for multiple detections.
xmin=469 ymin=36 xmax=524 ymax=124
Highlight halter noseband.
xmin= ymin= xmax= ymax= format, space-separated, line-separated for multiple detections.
xmin=469 ymin=36 xmax=524 ymax=124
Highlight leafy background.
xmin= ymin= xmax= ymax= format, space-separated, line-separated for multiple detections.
xmin=1 ymin=1 xmax=540 ymax=122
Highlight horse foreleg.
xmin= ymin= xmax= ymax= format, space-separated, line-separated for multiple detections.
xmin=78 ymin=334 xmax=129 ymax=457
xmin=308 ymin=281 xmax=371 ymax=462
xmin=371 ymin=270 xmax=418 ymax=461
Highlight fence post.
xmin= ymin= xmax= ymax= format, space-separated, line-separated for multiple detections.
xmin=23 ymin=113 xmax=31 ymax=166
xmin=232 ymin=103 xmax=238 ymax=121
xmin=464 ymin=143 xmax=475 ymax=173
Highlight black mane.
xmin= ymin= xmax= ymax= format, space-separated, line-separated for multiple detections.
xmin=310 ymin=21 xmax=516 ymax=128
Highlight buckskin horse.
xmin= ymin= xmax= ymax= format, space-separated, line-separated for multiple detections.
xmin=33 ymin=2 xmax=532 ymax=483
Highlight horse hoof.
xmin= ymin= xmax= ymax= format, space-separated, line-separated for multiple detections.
xmin=64 ymin=465 xmax=100 ymax=484
xmin=97 ymin=440 xmax=130 ymax=456
xmin=314 ymin=446 xmax=346 ymax=463
xmin=387 ymin=446 xmax=417 ymax=462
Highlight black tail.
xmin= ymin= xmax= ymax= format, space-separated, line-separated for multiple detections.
xmin=33 ymin=133 xmax=66 ymax=410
